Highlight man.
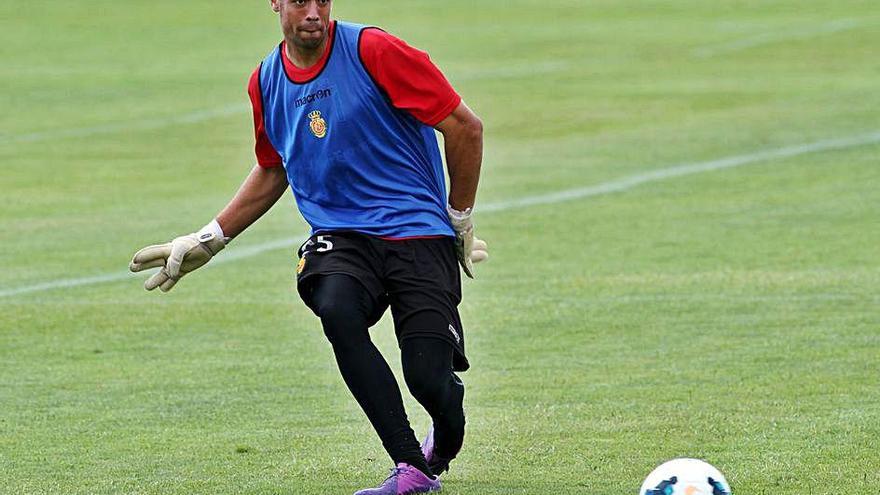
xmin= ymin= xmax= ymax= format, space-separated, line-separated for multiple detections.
xmin=128 ymin=1 xmax=486 ymax=493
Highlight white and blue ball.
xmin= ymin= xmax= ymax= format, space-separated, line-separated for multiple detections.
xmin=639 ymin=458 xmax=731 ymax=495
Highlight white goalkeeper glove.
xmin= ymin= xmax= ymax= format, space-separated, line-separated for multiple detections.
xmin=129 ymin=220 xmax=227 ymax=292
xmin=447 ymin=205 xmax=488 ymax=279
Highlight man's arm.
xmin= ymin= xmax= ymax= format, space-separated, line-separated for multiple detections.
xmin=216 ymin=164 xmax=289 ymax=239
xmin=357 ymin=29 xmax=483 ymax=208
xmin=129 ymin=63 xmax=290 ymax=292
xmin=129 ymin=164 xmax=288 ymax=292
xmin=356 ymin=30 xmax=488 ymax=276
xmin=436 ymin=101 xmax=488 ymax=278
xmin=435 ymin=101 xmax=483 ymax=211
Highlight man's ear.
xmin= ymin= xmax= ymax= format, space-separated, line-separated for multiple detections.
xmin=270 ymin=0 xmax=281 ymax=13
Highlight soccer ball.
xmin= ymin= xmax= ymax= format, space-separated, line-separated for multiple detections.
xmin=639 ymin=458 xmax=731 ymax=495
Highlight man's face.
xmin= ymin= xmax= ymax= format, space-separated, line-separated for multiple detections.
xmin=271 ymin=0 xmax=332 ymax=50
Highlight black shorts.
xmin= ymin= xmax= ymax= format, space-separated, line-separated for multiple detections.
xmin=295 ymin=231 xmax=469 ymax=372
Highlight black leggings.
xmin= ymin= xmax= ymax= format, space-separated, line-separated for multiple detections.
xmin=311 ymin=274 xmax=465 ymax=475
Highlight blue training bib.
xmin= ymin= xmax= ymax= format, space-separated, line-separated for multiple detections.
xmin=258 ymin=21 xmax=454 ymax=238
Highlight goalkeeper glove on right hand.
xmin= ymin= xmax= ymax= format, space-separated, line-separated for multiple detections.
xmin=129 ymin=221 xmax=227 ymax=292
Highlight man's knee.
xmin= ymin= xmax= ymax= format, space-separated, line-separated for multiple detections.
xmin=314 ymin=294 xmax=351 ymax=323
xmin=403 ymin=363 xmax=446 ymax=402
xmin=402 ymin=340 xmax=458 ymax=402
xmin=316 ymin=299 xmax=358 ymax=345
xmin=312 ymin=276 xmax=371 ymax=347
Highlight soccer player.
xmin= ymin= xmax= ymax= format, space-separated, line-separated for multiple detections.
xmin=128 ymin=1 xmax=486 ymax=493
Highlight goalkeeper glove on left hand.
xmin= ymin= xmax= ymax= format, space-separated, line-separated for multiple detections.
xmin=447 ymin=205 xmax=488 ymax=279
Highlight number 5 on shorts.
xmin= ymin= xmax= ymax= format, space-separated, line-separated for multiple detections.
xmin=316 ymin=235 xmax=334 ymax=252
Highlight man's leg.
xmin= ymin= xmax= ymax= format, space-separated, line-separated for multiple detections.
xmin=401 ymin=334 xmax=466 ymax=467
xmin=383 ymin=237 xmax=469 ymax=474
xmin=311 ymin=274 xmax=432 ymax=477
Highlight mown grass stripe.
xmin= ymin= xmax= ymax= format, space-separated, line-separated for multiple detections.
xmin=2 ymin=130 xmax=878 ymax=298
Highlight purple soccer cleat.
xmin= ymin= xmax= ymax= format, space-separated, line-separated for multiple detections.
xmin=421 ymin=426 xmax=457 ymax=476
xmin=354 ymin=463 xmax=441 ymax=495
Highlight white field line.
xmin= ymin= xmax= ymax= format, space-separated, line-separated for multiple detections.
xmin=0 ymin=238 xmax=303 ymax=299
xmin=481 ymin=130 xmax=880 ymax=212
xmin=1 ymin=130 xmax=879 ymax=299
xmin=693 ymin=19 xmax=860 ymax=58
xmin=0 ymin=103 xmax=249 ymax=145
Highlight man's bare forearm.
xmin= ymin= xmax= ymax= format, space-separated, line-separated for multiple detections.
xmin=216 ymin=165 xmax=289 ymax=239
xmin=437 ymin=101 xmax=483 ymax=211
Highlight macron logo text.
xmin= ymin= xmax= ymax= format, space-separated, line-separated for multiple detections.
xmin=295 ymin=88 xmax=332 ymax=108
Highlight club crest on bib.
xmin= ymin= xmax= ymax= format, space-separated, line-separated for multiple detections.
xmin=308 ymin=110 xmax=327 ymax=138
xmin=296 ymin=255 xmax=306 ymax=274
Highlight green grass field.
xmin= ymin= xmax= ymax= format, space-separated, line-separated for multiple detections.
xmin=2 ymin=1 xmax=879 ymax=493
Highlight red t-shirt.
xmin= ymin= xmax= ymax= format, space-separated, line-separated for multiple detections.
xmin=247 ymin=22 xmax=462 ymax=168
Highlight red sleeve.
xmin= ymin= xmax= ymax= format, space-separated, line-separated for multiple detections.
xmin=359 ymin=29 xmax=462 ymax=127
xmin=247 ymin=66 xmax=283 ymax=168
